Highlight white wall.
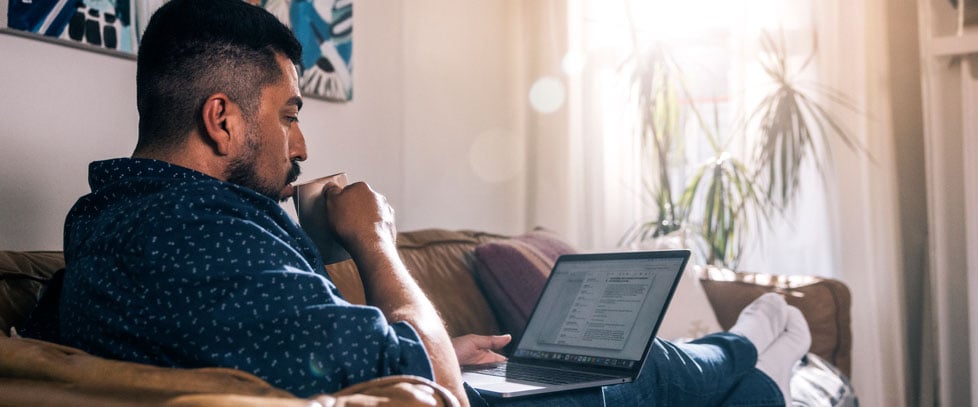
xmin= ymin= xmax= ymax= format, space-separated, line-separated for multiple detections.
xmin=0 ymin=0 xmax=531 ymax=251
xmin=0 ymin=34 xmax=137 ymax=250
xmin=402 ymin=1 xmax=527 ymax=234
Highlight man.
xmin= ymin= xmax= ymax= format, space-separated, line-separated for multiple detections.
xmin=24 ymin=1 xmax=810 ymax=406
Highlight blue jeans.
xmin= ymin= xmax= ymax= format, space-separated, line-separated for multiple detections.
xmin=468 ymin=333 xmax=784 ymax=407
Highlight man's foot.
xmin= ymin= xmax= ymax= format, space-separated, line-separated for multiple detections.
xmin=729 ymin=292 xmax=789 ymax=354
xmin=757 ymin=305 xmax=812 ymax=406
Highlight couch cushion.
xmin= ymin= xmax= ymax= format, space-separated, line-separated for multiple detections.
xmin=471 ymin=229 xmax=576 ymax=339
xmin=398 ymin=229 xmax=506 ymax=337
xmin=0 ymin=251 xmax=64 ymax=336
xmin=323 ymin=261 xmax=367 ymax=305
xmin=699 ymin=267 xmax=852 ymax=377
xmin=327 ymin=229 xmax=506 ymax=338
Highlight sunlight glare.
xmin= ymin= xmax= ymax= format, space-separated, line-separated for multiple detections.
xmin=528 ymin=76 xmax=566 ymax=114
xmin=562 ymin=51 xmax=586 ymax=76
xmin=607 ymin=0 xmax=785 ymax=43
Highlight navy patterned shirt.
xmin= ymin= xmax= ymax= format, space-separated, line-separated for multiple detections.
xmin=54 ymin=158 xmax=433 ymax=396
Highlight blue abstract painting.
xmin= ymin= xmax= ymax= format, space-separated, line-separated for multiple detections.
xmin=261 ymin=0 xmax=354 ymax=102
xmin=6 ymin=0 xmax=141 ymax=54
xmin=5 ymin=0 xmax=353 ymax=101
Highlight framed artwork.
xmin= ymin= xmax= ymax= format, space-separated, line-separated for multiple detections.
xmin=263 ymin=0 xmax=354 ymax=102
xmin=1 ymin=0 xmax=353 ymax=102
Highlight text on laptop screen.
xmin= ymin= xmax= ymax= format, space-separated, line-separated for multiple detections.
xmin=512 ymin=256 xmax=684 ymax=368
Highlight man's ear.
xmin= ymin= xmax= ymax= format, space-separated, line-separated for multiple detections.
xmin=200 ymin=93 xmax=244 ymax=156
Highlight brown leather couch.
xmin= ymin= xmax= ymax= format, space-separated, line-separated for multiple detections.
xmin=0 ymin=229 xmax=853 ymax=406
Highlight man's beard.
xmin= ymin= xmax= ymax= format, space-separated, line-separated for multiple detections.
xmin=226 ymin=131 xmax=302 ymax=202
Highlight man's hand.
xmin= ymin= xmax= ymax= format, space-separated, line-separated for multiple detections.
xmin=323 ymin=181 xmax=397 ymax=254
xmin=451 ymin=334 xmax=512 ymax=367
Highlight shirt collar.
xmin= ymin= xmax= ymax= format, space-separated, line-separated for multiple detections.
xmin=88 ymin=158 xmax=216 ymax=191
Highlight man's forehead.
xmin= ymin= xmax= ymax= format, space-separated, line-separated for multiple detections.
xmin=273 ymin=53 xmax=302 ymax=105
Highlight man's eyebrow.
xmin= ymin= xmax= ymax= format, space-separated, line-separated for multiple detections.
xmin=287 ymin=96 xmax=303 ymax=111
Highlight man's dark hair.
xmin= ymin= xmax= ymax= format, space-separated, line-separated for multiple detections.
xmin=135 ymin=0 xmax=302 ymax=152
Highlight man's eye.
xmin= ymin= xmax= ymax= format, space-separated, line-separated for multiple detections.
xmin=286 ymin=116 xmax=299 ymax=124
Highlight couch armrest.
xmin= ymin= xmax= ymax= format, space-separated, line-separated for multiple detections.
xmin=0 ymin=336 xmax=458 ymax=407
xmin=0 ymin=251 xmax=64 ymax=336
xmin=698 ymin=267 xmax=852 ymax=377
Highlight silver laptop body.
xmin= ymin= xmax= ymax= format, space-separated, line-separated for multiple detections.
xmin=462 ymin=250 xmax=690 ymax=398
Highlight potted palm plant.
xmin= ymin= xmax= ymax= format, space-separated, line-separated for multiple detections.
xmin=621 ymin=31 xmax=865 ymax=269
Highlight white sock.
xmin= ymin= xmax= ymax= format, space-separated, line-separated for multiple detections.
xmin=729 ymin=292 xmax=789 ymax=354
xmin=757 ymin=306 xmax=811 ymax=406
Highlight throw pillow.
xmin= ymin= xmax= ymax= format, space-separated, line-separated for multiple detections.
xmin=655 ymin=265 xmax=724 ymax=341
xmin=472 ymin=229 xmax=576 ymax=339
xmin=699 ymin=267 xmax=853 ymax=376
xmin=624 ymin=232 xmax=723 ymax=341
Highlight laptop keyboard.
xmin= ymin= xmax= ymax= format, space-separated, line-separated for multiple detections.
xmin=469 ymin=363 xmax=615 ymax=385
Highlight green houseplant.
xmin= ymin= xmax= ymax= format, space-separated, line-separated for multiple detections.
xmin=621 ymin=31 xmax=864 ymax=268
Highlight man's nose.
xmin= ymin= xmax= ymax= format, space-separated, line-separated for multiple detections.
xmin=291 ymin=127 xmax=308 ymax=162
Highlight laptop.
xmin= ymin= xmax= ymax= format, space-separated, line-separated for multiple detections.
xmin=462 ymin=249 xmax=690 ymax=398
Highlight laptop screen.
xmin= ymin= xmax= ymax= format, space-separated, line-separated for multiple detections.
xmin=512 ymin=251 xmax=688 ymax=370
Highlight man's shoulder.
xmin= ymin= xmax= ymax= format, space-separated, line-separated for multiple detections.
xmin=144 ymin=177 xmax=269 ymax=217
xmin=79 ymin=170 xmax=277 ymax=224
xmin=84 ymin=157 xmax=273 ymax=215
xmin=67 ymin=177 xmax=292 ymax=254
xmin=65 ymin=158 xmax=316 ymax=272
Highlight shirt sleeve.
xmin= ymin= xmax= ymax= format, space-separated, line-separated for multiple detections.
xmin=87 ymin=214 xmax=434 ymax=397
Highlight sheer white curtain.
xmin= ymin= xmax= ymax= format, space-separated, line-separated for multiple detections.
xmin=526 ymin=0 xmax=912 ymax=405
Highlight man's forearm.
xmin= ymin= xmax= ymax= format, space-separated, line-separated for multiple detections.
xmin=322 ymin=182 xmax=467 ymax=405
xmin=352 ymin=242 xmax=469 ymax=407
